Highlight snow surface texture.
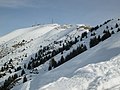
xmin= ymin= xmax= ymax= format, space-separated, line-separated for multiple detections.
xmin=0 ymin=23 xmax=89 ymax=87
xmin=0 ymin=18 xmax=120 ymax=90
xmin=0 ymin=24 xmax=81 ymax=67
xmin=41 ymin=54 xmax=120 ymax=90
xmin=24 ymin=31 xmax=120 ymax=90
xmin=12 ymin=19 xmax=120 ymax=90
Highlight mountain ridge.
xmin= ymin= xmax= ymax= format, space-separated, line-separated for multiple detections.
xmin=0 ymin=18 xmax=120 ymax=90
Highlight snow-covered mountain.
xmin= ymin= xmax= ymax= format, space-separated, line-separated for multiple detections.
xmin=0 ymin=18 xmax=120 ymax=90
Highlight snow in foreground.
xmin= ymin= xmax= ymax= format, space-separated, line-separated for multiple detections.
xmin=41 ymin=54 xmax=120 ymax=90
xmin=12 ymin=30 xmax=120 ymax=90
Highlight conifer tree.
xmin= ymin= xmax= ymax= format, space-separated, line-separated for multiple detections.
xmin=60 ymin=56 xmax=64 ymax=64
xmin=115 ymin=23 xmax=119 ymax=28
xmin=21 ymin=69 xmax=25 ymax=76
xmin=117 ymin=28 xmax=120 ymax=32
xmin=23 ymin=75 xmax=27 ymax=83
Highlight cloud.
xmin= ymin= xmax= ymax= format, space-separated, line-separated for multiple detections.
xmin=0 ymin=0 xmax=36 ymax=8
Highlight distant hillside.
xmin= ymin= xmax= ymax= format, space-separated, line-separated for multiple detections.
xmin=0 ymin=18 xmax=120 ymax=90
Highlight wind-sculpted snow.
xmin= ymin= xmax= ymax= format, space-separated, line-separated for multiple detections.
xmin=40 ymin=54 xmax=120 ymax=90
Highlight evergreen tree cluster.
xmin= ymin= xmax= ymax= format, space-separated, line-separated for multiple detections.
xmin=101 ymin=30 xmax=111 ymax=41
xmin=0 ymin=69 xmax=26 ymax=90
xmin=103 ymin=19 xmax=111 ymax=25
xmin=91 ymin=32 xmax=96 ymax=36
xmin=81 ymin=32 xmax=87 ymax=38
xmin=48 ymin=44 xmax=87 ymax=71
xmin=0 ymin=73 xmax=18 ymax=90
xmin=80 ymin=31 xmax=88 ymax=41
xmin=27 ymin=37 xmax=79 ymax=70
xmin=89 ymin=35 xmax=101 ymax=48
xmin=90 ymin=19 xmax=112 ymax=32
xmin=0 ymin=59 xmax=14 ymax=72
xmin=90 ymin=25 xmax=99 ymax=32
xmin=89 ymin=22 xmax=120 ymax=48
xmin=28 ymin=21 xmax=120 ymax=71
xmin=89 ymin=30 xmax=113 ymax=48
xmin=15 ymin=66 xmax=22 ymax=72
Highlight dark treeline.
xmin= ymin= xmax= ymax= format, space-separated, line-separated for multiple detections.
xmin=27 ymin=36 xmax=79 ymax=70
xmin=48 ymin=44 xmax=87 ymax=70
xmin=27 ymin=21 xmax=120 ymax=71
xmin=0 ymin=69 xmax=26 ymax=90
xmin=0 ymin=73 xmax=18 ymax=90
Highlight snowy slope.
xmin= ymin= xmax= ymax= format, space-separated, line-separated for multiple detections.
xmin=1 ymin=18 xmax=120 ymax=90
xmin=0 ymin=24 xmax=59 ymax=67
xmin=11 ymin=18 xmax=120 ymax=90
xmin=0 ymin=23 xmax=89 ymax=67
xmin=13 ymin=29 xmax=120 ymax=90
xmin=40 ymin=53 xmax=120 ymax=90
xmin=0 ymin=23 xmax=89 ymax=87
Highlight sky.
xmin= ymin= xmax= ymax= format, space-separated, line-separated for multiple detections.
xmin=0 ymin=0 xmax=120 ymax=36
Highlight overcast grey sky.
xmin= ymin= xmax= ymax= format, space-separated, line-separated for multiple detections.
xmin=0 ymin=0 xmax=120 ymax=36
